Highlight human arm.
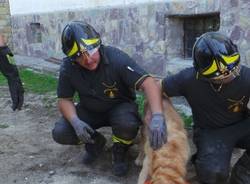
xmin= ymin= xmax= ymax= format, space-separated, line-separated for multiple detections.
xmin=140 ymin=77 xmax=167 ymax=150
xmin=0 ymin=35 xmax=24 ymax=111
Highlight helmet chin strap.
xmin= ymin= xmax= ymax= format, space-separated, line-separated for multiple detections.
xmin=211 ymin=65 xmax=240 ymax=82
xmin=209 ymin=65 xmax=240 ymax=92
xmin=209 ymin=80 xmax=224 ymax=92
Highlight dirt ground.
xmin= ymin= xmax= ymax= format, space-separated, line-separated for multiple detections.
xmin=0 ymin=86 xmax=243 ymax=184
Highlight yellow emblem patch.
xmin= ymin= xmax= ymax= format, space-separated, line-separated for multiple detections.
xmin=102 ymin=82 xmax=118 ymax=98
xmin=227 ymin=96 xmax=245 ymax=113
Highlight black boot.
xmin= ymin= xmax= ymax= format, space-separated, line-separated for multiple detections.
xmin=112 ymin=143 xmax=129 ymax=177
xmin=230 ymin=152 xmax=250 ymax=184
xmin=83 ymin=131 xmax=106 ymax=164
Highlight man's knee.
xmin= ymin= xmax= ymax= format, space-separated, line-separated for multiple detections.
xmin=195 ymin=161 xmax=229 ymax=184
xmin=52 ymin=119 xmax=79 ymax=145
xmin=112 ymin=121 xmax=139 ymax=140
xmin=52 ymin=125 xmax=65 ymax=144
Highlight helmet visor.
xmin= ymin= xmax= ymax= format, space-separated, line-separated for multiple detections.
xmin=201 ymin=53 xmax=240 ymax=77
xmin=67 ymin=39 xmax=100 ymax=57
xmin=76 ymin=46 xmax=99 ymax=58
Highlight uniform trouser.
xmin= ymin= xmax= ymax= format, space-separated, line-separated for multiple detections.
xmin=52 ymin=102 xmax=142 ymax=145
xmin=193 ymin=117 xmax=250 ymax=184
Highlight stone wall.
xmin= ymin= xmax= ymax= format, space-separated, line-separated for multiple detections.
xmin=11 ymin=0 xmax=250 ymax=75
xmin=0 ymin=0 xmax=12 ymax=46
xmin=220 ymin=0 xmax=250 ymax=66
xmin=11 ymin=2 xmax=169 ymax=75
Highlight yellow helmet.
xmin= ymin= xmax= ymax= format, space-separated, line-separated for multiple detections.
xmin=61 ymin=21 xmax=101 ymax=58
xmin=193 ymin=32 xmax=240 ymax=79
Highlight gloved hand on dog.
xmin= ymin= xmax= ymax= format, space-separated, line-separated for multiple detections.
xmin=149 ymin=113 xmax=167 ymax=150
xmin=71 ymin=116 xmax=95 ymax=144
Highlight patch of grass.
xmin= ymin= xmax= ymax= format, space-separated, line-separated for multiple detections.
xmin=0 ymin=68 xmax=57 ymax=94
xmin=179 ymin=112 xmax=193 ymax=129
xmin=135 ymin=93 xmax=193 ymax=128
xmin=0 ymin=73 xmax=7 ymax=86
xmin=20 ymin=69 xmax=57 ymax=94
xmin=0 ymin=124 xmax=9 ymax=129
xmin=135 ymin=93 xmax=145 ymax=117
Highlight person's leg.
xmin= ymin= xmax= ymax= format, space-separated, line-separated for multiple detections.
xmin=193 ymin=128 xmax=234 ymax=184
xmin=76 ymin=105 xmax=108 ymax=164
xmin=52 ymin=105 xmax=107 ymax=163
xmin=230 ymin=151 xmax=250 ymax=184
xmin=229 ymin=118 xmax=250 ymax=184
xmin=52 ymin=117 xmax=80 ymax=145
xmin=108 ymin=102 xmax=142 ymax=176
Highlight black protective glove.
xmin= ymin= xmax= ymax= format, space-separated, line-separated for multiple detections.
xmin=71 ymin=116 xmax=95 ymax=144
xmin=148 ymin=113 xmax=167 ymax=150
xmin=8 ymin=78 xmax=24 ymax=111
xmin=0 ymin=46 xmax=24 ymax=111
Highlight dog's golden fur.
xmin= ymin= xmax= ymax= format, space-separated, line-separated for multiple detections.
xmin=136 ymin=97 xmax=190 ymax=184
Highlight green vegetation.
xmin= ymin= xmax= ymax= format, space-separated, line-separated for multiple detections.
xmin=0 ymin=73 xmax=7 ymax=86
xmin=179 ymin=112 xmax=193 ymax=129
xmin=0 ymin=124 xmax=9 ymax=129
xmin=135 ymin=93 xmax=193 ymax=129
xmin=136 ymin=92 xmax=145 ymax=117
xmin=0 ymin=68 xmax=57 ymax=94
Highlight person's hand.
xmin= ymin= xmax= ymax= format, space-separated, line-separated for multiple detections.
xmin=71 ymin=116 xmax=95 ymax=144
xmin=148 ymin=113 xmax=167 ymax=150
xmin=8 ymin=79 xmax=24 ymax=111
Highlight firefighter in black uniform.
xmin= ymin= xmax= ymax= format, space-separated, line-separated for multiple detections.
xmin=52 ymin=21 xmax=167 ymax=176
xmin=162 ymin=32 xmax=250 ymax=184
xmin=0 ymin=34 xmax=24 ymax=111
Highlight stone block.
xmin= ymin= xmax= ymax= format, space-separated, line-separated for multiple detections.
xmin=230 ymin=25 xmax=242 ymax=41
xmin=109 ymin=8 xmax=125 ymax=20
xmin=0 ymin=6 xmax=9 ymax=14
xmin=230 ymin=0 xmax=239 ymax=7
xmin=156 ymin=11 xmax=166 ymax=25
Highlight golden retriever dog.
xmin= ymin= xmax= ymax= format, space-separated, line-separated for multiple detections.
xmin=136 ymin=97 xmax=190 ymax=184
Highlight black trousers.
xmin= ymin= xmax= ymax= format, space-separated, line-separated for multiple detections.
xmin=52 ymin=102 xmax=142 ymax=145
xmin=193 ymin=117 xmax=250 ymax=184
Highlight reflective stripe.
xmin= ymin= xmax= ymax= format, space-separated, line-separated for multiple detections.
xmin=81 ymin=38 xmax=99 ymax=46
xmin=68 ymin=42 xmax=78 ymax=56
xmin=112 ymin=135 xmax=133 ymax=145
xmin=202 ymin=59 xmax=218 ymax=75
xmin=134 ymin=74 xmax=151 ymax=90
xmin=221 ymin=53 xmax=240 ymax=64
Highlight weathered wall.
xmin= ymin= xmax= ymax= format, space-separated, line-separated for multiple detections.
xmin=9 ymin=0 xmax=164 ymax=15
xmin=220 ymin=0 xmax=250 ymax=66
xmin=0 ymin=0 xmax=12 ymax=46
xmin=10 ymin=0 xmax=250 ymax=75
xmin=11 ymin=2 xmax=170 ymax=75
